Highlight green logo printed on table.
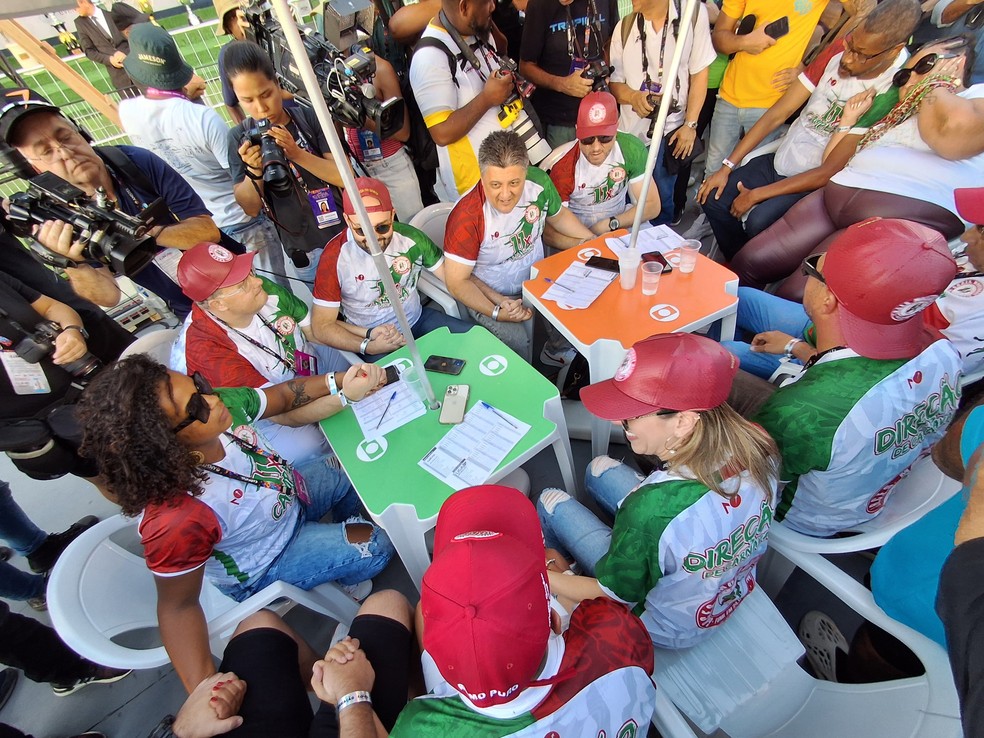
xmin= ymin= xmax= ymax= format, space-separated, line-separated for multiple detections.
xmin=389 ymin=358 xmax=413 ymax=374
xmin=479 ymin=354 xmax=508 ymax=376
xmin=357 ymin=437 xmax=388 ymax=462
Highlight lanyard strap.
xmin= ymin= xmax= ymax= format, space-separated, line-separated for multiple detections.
xmin=802 ymin=345 xmax=846 ymax=372
xmin=215 ymin=313 xmax=296 ymax=373
xmin=202 ymin=432 xmax=294 ymax=493
xmin=565 ymin=3 xmax=599 ymax=60
xmin=639 ymin=11 xmax=678 ymax=99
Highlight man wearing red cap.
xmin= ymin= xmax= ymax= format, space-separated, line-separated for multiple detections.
xmin=546 ymin=92 xmax=661 ymax=248
xmin=391 ymin=485 xmax=656 ymax=735
xmin=749 ymin=218 xmax=962 ymax=537
xmin=174 ymin=242 xmax=348 ymax=463
xmin=311 ymin=178 xmax=471 ymax=358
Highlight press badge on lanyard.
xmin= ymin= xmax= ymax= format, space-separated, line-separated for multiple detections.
xmin=293 ymin=349 xmax=318 ymax=376
xmin=308 ymin=188 xmax=340 ymax=229
xmin=0 ymin=352 xmax=51 ymax=395
xmin=359 ymin=130 xmax=384 ymax=162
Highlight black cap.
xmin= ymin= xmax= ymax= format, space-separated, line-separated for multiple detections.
xmin=0 ymin=89 xmax=62 ymax=145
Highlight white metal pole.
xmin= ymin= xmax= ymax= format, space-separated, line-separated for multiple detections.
xmin=270 ymin=0 xmax=440 ymax=408
xmin=626 ymin=0 xmax=698 ymax=251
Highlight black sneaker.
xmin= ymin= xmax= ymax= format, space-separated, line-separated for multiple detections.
xmin=0 ymin=546 xmax=12 ymax=564
xmin=51 ymin=665 xmax=130 ymax=697
xmin=0 ymin=668 xmax=17 ymax=712
xmin=27 ymin=515 xmax=99 ymax=574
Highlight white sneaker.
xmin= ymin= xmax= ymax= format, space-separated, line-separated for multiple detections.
xmin=683 ymin=213 xmax=713 ymax=240
xmin=540 ymin=346 xmax=577 ymax=368
xmin=341 ymin=580 xmax=373 ymax=602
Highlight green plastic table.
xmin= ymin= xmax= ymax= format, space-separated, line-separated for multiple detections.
xmin=320 ymin=327 xmax=576 ymax=589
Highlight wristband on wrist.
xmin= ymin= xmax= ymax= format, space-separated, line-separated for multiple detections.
xmin=491 ymin=304 xmax=501 ymax=321
xmin=337 ymin=690 xmax=372 ymax=713
xmin=722 ymin=157 xmax=737 ymax=170
xmin=359 ymin=336 xmax=372 ymax=354
xmin=327 ymin=372 xmax=350 ymax=406
xmin=783 ymin=338 xmax=803 ymax=359
xmin=836 ymin=125 xmax=853 ymax=133
xmin=366 ymin=326 xmax=374 ymax=340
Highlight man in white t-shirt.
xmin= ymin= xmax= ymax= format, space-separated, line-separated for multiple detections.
xmin=546 ymin=92 xmax=661 ymax=248
xmin=609 ymin=0 xmax=716 ymax=226
xmin=119 ymin=23 xmax=292 ymax=289
xmin=443 ymin=131 xmax=594 ymax=363
xmin=409 ymin=0 xmax=549 ymax=201
xmin=697 ymin=0 xmax=920 ymax=259
xmin=391 ymin=484 xmax=657 ymax=737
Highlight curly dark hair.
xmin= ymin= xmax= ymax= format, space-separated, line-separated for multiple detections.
xmin=77 ymin=354 xmax=208 ymax=517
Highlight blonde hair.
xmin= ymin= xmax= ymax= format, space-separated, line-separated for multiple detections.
xmin=666 ymin=403 xmax=779 ymax=500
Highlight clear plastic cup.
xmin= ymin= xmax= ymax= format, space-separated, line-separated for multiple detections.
xmin=677 ymin=239 xmax=701 ymax=274
xmin=618 ymin=250 xmax=641 ymax=290
xmin=641 ymin=261 xmax=664 ymax=295
xmin=401 ymin=365 xmax=430 ymax=406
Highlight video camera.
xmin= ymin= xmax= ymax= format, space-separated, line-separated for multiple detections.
xmin=0 ymin=146 xmax=163 ymax=277
xmin=241 ymin=0 xmax=404 ymax=139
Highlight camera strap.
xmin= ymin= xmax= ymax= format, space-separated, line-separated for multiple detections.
xmin=438 ymin=9 xmax=488 ymax=75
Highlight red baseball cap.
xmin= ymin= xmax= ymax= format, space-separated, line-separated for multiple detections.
xmin=822 ymin=218 xmax=956 ymax=360
xmin=581 ymin=333 xmax=739 ymax=422
xmin=341 ymin=177 xmax=394 ymax=216
xmin=422 ymin=485 xmax=551 ymax=708
xmin=177 ymin=242 xmax=256 ymax=302
xmin=954 ymin=187 xmax=984 ymax=226
xmin=576 ymin=91 xmax=619 ymax=139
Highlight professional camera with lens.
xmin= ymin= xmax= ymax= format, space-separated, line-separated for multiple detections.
xmin=582 ymin=59 xmax=613 ymax=92
xmin=243 ymin=117 xmax=292 ymax=196
xmin=241 ymin=0 xmax=404 ymax=139
xmin=493 ymin=59 xmax=551 ymax=165
xmin=645 ymin=92 xmax=681 ymax=138
xmin=0 ymin=146 xmax=163 ymax=277
xmin=15 ymin=320 xmax=102 ymax=382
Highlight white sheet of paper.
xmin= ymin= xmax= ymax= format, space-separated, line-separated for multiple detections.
xmin=419 ymin=403 xmax=531 ymax=490
xmin=542 ymin=263 xmax=618 ymax=308
xmin=351 ymin=379 xmax=426 ymax=439
xmin=606 ymin=224 xmax=685 ymax=257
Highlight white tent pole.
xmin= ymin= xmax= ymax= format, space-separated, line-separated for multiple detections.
xmin=270 ymin=0 xmax=440 ymax=409
xmin=626 ymin=0 xmax=698 ymax=251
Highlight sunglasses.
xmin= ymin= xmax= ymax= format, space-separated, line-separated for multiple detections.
xmin=173 ymin=372 xmax=214 ymax=434
xmin=580 ymin=135 xmax=615 ymax=146
xmin=621 ymin=409 xmax=678 ymax=432
xmin=801 ymin=253 xmax=825 ymax=284
xmin=893 ymin=52 xmax=959 ymax=88
xmin=350 ymin=221 xmax=394 ymax=238
xmin=843 ymin=33 xmax=895 ymax=63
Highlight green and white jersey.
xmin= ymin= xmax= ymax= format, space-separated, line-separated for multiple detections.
xmin=391 ymin=598 xmax=656 ymax=737
xmin=595 ymin=467 xmax=777 ymax=649
xmin=756 ymin=342 xmax=962 ymax=537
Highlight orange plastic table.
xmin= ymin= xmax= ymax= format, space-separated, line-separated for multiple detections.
xmin=523 ymin=234 xmax=738 ymax=455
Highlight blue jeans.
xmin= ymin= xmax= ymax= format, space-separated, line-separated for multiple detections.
xmin=219 ymin=456 xmax=394 ymax=601
xmin=719 ymin=287 xmax=810 ymax=379
xmin=412 ymin=307 xmax=472 ymax=337
xmin=651 ymin=138 xmax=675 ymax=227
xmin=704 ymin=97 xmax=780 ymax=178
xmin=292 ymin=246 xmax=324 ymax=287
xmin=537 ymin=457 xmax=644 ymax=576
xmin=701 ymin=154 xmax=811 ymax=260
xmin=0 ymin=480 xmax=47 ymax=600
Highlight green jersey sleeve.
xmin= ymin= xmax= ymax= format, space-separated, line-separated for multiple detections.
xmin=527 ymin=166 xmax=563 ymax=218
xmin=259 ymin=276 xmax=309 ymax=321
xmin=856 ymin=88 xmax=900 ymax=129
xmin=215 ymin=386 xmax=264 ymax=425
xmin=616 ymin=132 xmax=649 ymax=180
xmin=394 ymin=222 xmax=444 ymax=269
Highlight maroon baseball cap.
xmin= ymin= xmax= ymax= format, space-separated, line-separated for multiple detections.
xmin=581 ymin=333 xmax=739 ymax=422
xmin=955 ymin=187 xmax=984 ymax=226
xmin=822 ymin=218 xmax=956 ymax=360
xmin=177 ymin=242 xmax=256 ymax=302
xmin=576 ymin=91 xmax=619 ymax=139
xmin=422 ymin=485 xmax=551 ymax=708
xmin=341 ymin=177 xmax=394 ymax=216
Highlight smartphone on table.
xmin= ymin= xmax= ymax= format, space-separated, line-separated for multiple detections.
xmin=425 ymin=355 xmax=466 ymax=375
xmin=585 ymin=255 xmax=620 ymax=273
xmin=642 ymin=251 xmax=674 ymax=272
xmin=439 ymin=384 xmax=470 ymax=424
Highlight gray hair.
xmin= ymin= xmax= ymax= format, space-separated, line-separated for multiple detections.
xmin=478 ymin=131 xmax=529 ymax=173
xmin=861 ymin=0 xmax=921 ymax=48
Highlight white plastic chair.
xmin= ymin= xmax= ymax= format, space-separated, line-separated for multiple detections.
xmin=537 ymin=140 xmax=577 ymax=173
xmin=119 ymin=327 xmax=180 ymax=365
xmin=409 ymin=202 xmax=470 ymax=322
xmin=48 ymin=515 xmax=359 ymax=670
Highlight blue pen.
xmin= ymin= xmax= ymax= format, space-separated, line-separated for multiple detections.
xmin=375 ymin=390 xmax=398 ymax=429
xmin=544 ymin=277 xmax=574 ymax=292
xmin=480 ymin=401 xmax=517 ymax=428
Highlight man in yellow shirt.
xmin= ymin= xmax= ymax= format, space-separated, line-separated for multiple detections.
xmin=704 ymin=0 xmax=870 ymax=180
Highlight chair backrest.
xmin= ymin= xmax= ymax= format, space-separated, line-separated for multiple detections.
xmin=408 ymin=202 xmax=455 ymax=247
xmin=538 ymin=140 xmax=577 ymax=172
xmin=120 ymin=327 xmax=180 ymax=365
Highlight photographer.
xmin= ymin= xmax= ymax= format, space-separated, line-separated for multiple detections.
xmin=409 ymin=0 xmax=539 ymax=201
xmin=0 ymin=94 xmax=222 ymax=320
xmin=224 ymin=40 xmax=348 ymax=283
xmin=519 ymin=0 xmax=619 ymax=147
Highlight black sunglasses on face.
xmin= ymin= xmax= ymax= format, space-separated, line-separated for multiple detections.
xmin=621 ymin=409 xmax=678 ymax=432
xmin=580 ymin=135 xmax=615 ymax=146
xmin=351 ymin=221 xmax=394 ymax=237
xmin=801 ymin=254 xmax=826 ymax=284
xmin=173 ymin=372 xmax=214 ymax=433
xmin=893 ymin=52 xmax=959 ymax=87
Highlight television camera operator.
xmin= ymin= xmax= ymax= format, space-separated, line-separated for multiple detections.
xmin=0 ymin=92 xmax=224 ymax=320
